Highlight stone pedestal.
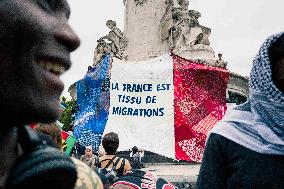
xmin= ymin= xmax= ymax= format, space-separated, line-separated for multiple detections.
xmin=124 ymin=0 xmax=169 ymax=61
xmin=175 ymin=44 xmax=216 ymax=66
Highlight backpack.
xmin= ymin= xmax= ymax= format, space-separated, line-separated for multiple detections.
xmin=95 ymin=156 xmax=124 ymax=187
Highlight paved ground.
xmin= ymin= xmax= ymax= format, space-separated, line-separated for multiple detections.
xmin=141 ymin=163 xmax=201 ymax=183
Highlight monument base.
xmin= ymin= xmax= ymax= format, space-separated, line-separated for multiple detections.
xmin=174 ymin=44 xmax=217 ymax=67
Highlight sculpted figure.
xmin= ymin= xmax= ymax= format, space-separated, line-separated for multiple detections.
xmin=188 ymin=10 xmax=211 ymax=46
xmin=190 ymin=26 xmax=211 ymax=46
xmin=190 ymin=32 xmax=203 ymax=46
xmin=93 ymin=38 xmax=112 ymax=66
xmin=170 ymin=0 xmax=191 ymax=50
xmin=161 ymin=0 xmax=175 ymax=47
xmin=101 ymin=20 xmax=127 ymax=59
xmin=200 ymin=26 xmax=211 ymax=46
xmin=166 ymin=0 xmax=203 ymax=50
xmin=161 ymin=0 xmax=212 ymax=50
xmin=188 ymin=10 xmax=200 ymax=28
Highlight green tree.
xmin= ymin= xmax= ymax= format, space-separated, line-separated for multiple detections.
xmin=60 ymin=99 xmax=78 ymax=132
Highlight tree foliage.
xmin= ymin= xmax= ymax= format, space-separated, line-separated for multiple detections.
xmin=60 ymin=99 xmax=78 ymax=132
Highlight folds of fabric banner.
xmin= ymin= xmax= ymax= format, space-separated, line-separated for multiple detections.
xmin=73 ymin=55 xmax=112 ymax=151
xmin=173 ymin=54 xmax=229 ymax=162
xmin=73 ymin=52 xmax=229 ymax=162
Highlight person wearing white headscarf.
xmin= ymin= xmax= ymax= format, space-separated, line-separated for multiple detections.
xmin=196 ymin=32 xmax=284 ymax=189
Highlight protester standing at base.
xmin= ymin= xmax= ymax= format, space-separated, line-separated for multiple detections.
xmin=196 ymin=32 xmax=284 ymax=189
xmin=0 ymin=0 xmax=103 ymax=188
xmin=129 ymin=146 xmax=145 ymax=169
xmin=92 ymin=132 xmax=131 ymax=176
xmin=80 ymin=146 xmax=97 ymax=167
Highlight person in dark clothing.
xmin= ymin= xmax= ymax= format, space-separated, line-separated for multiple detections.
xmin=130 ymin=146 xmax=141 ymax=169
xmin=196 ymin=33 xmax=284 ymax=189
xmin=92 ymin=132 xmax=131 ymax=176
xmin=129 ymin=146 xmax=145 ymax=169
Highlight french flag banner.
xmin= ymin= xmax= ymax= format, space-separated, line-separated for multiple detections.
xmin=173 ymin=54 xmax=229 ymax=161
xmin=74 ymin=53 xmax=229 ymax=162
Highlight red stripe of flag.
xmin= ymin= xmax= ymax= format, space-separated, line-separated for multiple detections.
xmin=173 ymin=54 xmax=229 ymax=162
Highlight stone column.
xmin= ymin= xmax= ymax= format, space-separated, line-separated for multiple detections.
xmin=124 ymin=0 xmax=169 ymax=61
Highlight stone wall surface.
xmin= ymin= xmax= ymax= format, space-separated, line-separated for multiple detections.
xmin=228 ymin=72 xmax=249 ymax=97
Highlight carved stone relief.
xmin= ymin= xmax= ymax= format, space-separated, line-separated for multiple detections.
xmin=160 ymin=0 xmax=212 ymax=52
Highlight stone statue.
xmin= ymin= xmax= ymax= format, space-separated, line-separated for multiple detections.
xmin=93 ymin=38 xmax=112 ymax=66
xmin=161 ymin=0 xmax=200 ymax=50
xmin=187 ymin=10 xmax=211 ymax=46
xmin=215 ymin=53 xmax=227 ymax=68
xmin=161 ymin=0 xmax=175 ymax=47
xmin=160 ymin=0 xmax=190 ymax=50
xmin=160 ymin=0 xmax=212 ymax=51
xmin=190 ymin=27 xmax=211 ymax=46
xmin=171 ymin=0 xmax=197 ymax=50
xmin=101 ymin=20 xmax=128 ymax=60
xmin=188 ymin=9 xmax=200 ymax=27
xmin=200 ymin=26 xmax=211 ymax=46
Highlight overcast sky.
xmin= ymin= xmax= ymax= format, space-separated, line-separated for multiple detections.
xmin=61 ymin=0 xmax=284 ymax=98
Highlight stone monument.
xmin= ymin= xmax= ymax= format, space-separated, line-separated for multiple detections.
xmin=70 ymin=0 xmax=249 ymax=130
xmin=122 ymin=0 xmax=216 ymax=65
xmin=68 ymin=1 xmax=249 ymax=186
xmin=71 ymin=0 xmax=249 ymax=128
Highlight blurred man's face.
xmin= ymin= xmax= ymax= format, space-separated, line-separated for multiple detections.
xmin=0 ymin=0 xmax=80 ymax=126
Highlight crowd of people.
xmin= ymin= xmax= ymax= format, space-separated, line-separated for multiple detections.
xmin=0 ymin=0 xmax=283 ymax=188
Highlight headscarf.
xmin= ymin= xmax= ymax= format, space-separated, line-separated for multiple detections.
xmin=211 ymin=32 xmax=284 ymax=155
